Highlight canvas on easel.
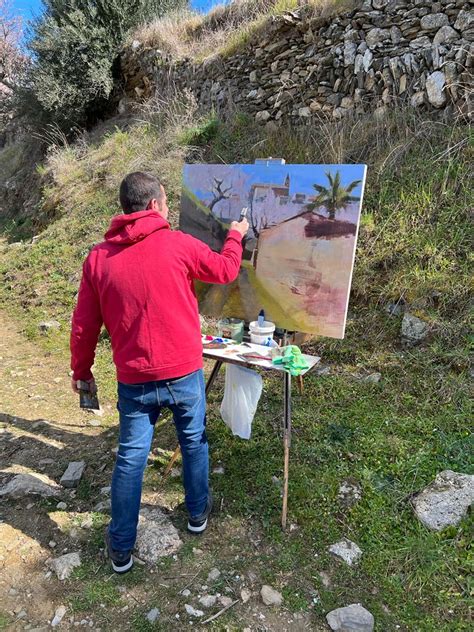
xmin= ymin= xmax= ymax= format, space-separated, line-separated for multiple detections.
xmin=180 ymin=162 xmax=367 ymax=339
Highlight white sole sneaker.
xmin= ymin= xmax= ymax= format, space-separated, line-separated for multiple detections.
xmin=187 ymin=518 xmax=208 ymax=534
xmin=111 ymin=556 xmax=134 ymax=574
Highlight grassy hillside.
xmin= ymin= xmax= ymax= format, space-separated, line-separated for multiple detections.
xmin=128 ymin=0 xmax=354 ymax=61
xmin=0 ymin=98 xmax=472 ymax=629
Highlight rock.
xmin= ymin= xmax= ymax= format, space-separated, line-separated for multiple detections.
xmin=38 ymin=320 xmax=61 ymax=333
xmin=454 ymin=10 xmax=474 ymax=33
xmin=0 ymin=473 xmax=60 ymax=498
xmin=249 ymin=70 xmax=257 ymax=83
xmin=93 ymin=499 xmax=111 ymax=513
xmin=260 ymin=585 xmax=283 ymax=606
xmin=411 ymin=91 xmax=425 ymax=107
xmin=412 ymin=470 xmax=474 ymax=531
xmin=199 ymin=595 xmax=217 ymax=608
xmin=51 ymin=605 xmax=67 ymax=627
xmin=56 ymin=501 xmax=67 ymax=510
xmin=80 ymin=516 xmax=93 ymax=529
xmin=100 ymin=486 xmax=111 ymax=495
xmin=135 ymin=506 xmax=182 ymax=563
xmin=420 ymin=13 xmax=449 ymax=31
xmin=241 ymin=588 xmax=252 ymax=603
xmin=315 ymin=364 xmax=331 ymax=376
xmin=218 ymin=596 xmax=233 ymax=607
xmin=363 ymin=373 xmax=381 ymax=384
xmin=255 ymin=110 xmax=271 ymax=123
xmin=298 ymin=106 xmax=312 ymax=117
xmin=426 ymin=71 xmax=447 ymax=108
xmin=385 ymin=302 xmax=404 ymax=317
xmin=60 ymin=462 xmax=85 ymax=488
xmin=146 ymin=608 xmax=160 ymax=623
xmin=207 ymin=568 xmax=221 ymax=582
xmin=366 ymin=28 xmax=390 ymax=49
xmin=326 ymin=603 xmax=374 ymax=631
xmin=48 ymin=552 xmax=81 ymax=580
xmin=181 ymin=589 xmax=191 ymax=597
xmin=338 ymin=480 xmax=362 ymax=506
xmin=433 ymin=25 xmax=459 ymax=46
xmin=344 ymin=42 xmax=357 ymax=66
xmin=401 ymin=313 xmax=429 ymax=345
xmin=184 ymin=604 xmax=204 ymax=618
xmin=328 ymin=539 xmax=362 ymax=566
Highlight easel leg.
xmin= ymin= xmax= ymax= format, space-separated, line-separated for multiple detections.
xmin=281 ymin=370 xmax=292 ymax=530
xmin=162 ymin=361 xmax=223 ymax=482
xmin=297 ymin=375 xmax=304 ymax=395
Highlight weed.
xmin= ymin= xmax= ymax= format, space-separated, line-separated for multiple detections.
xmin=70 ymin=580 xmax=122 ymax=612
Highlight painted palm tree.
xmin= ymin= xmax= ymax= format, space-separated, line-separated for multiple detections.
xmin=306 ymin=171 xmax=361 ymax=220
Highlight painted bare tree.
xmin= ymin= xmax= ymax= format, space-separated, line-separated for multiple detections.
xmin=208 ymin=177 xmax=232 ymax=215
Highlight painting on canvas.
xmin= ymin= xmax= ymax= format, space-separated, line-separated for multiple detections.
xmin=180 ymin=162 xmax=367 ymax=338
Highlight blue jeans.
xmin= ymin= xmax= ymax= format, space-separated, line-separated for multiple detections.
xmin=108 ymin=369 xmax=208 ymax=551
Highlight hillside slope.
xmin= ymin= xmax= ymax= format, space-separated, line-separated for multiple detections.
xmin=0 ymin=80 xmax=472 ymax=632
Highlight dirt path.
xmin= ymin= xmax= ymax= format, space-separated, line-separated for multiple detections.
xmin=0 ymin=312 xmax=319 ymax=631
xmin=0 ymin=312 xmax=116 ymax=629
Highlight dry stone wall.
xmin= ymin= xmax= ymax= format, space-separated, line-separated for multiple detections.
xmin=121 ymin=0 xmax=474 ymax=124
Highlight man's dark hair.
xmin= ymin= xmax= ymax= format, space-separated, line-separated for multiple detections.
xmin=119 ymin=172 xmax=163 ymax=214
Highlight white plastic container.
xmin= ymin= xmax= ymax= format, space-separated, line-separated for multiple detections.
xmin=249 ymin=320 xmax=276 ymax=346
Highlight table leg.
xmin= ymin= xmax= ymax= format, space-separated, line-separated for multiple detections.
xmin=205 ymin=360 xmax=223 ymax=395
xmin=281 ymin=370 xmax=292 ymax=530
xmin=162 ymin=361 xmax=223 ymax=482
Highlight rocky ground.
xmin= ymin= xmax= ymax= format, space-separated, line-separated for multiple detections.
xmin=1 ymin=309 xmax=472 ymax=631
xmin=0 ymin=313 xmax=320 ymax=631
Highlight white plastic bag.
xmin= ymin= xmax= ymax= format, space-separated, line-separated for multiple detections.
xmin=220 ymin=364 xmax=263 ymax=440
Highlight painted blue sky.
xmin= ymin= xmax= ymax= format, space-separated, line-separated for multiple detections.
xmin=186 ymin=164 xmax=367 ymax=200
xmin=11 ymin=0 xmax=226 ymax=18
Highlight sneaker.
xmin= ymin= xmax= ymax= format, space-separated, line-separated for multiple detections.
xmin=187 ymin=492 xmax=213 ymax=534
xmin=105 ymin=529 xmax=133 ymax=574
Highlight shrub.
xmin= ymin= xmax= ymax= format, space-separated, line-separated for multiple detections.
xmin=25 ymin=0 xmax=187 ymax=131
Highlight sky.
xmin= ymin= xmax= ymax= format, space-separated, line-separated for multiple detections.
xmin=11 ymin=0 xmax=225 ymax=19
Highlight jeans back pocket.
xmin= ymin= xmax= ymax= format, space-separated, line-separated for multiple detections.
xmin=117 ymin=382 xmax=146 ymax=415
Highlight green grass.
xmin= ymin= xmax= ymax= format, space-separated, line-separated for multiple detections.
xmin=70 ymin=580 xmax=122 ymax=612
xmin=0 ymin=612 xmax=11 ymax=631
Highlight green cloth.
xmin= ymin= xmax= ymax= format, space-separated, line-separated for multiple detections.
xmin=272 ymin=345 xmax=309 ymax=376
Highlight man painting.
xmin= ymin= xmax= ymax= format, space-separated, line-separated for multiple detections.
xmin=70 ymin=172 xmax=249 ymax=573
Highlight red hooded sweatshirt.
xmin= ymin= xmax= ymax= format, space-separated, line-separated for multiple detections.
xmin=70 ymin=210 xmax=243 ymax=384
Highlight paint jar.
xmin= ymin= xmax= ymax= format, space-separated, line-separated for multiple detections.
xmin=217 ymin=318 xmax=244 ymax=343
xmin=249 ymin=320 xmax=276 ymax=346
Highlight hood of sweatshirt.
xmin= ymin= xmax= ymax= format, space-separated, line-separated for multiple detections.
xmin=105 ymin=210 xmax=170 ymax=245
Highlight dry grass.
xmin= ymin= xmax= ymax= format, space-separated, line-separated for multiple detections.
xmin=129 ymin=0 xmax=354 ymax=60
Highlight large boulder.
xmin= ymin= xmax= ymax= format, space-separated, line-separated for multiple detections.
xmin=412 ymin=470 xmax=474 ymax=531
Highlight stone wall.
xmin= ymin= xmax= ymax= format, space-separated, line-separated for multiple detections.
xmin=121 ymin=0 xmax=473 ymax=124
